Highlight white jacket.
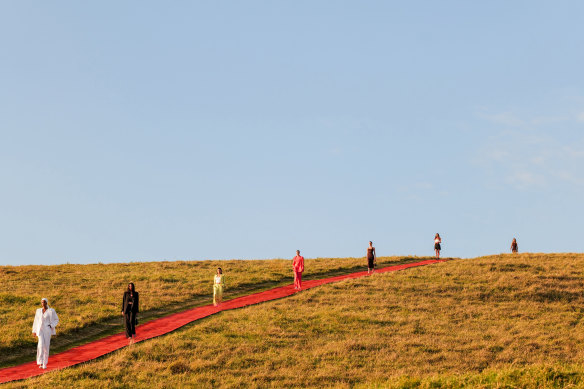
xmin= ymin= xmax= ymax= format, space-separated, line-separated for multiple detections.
xmin=32 ymin=307 xmax=59 ymax=336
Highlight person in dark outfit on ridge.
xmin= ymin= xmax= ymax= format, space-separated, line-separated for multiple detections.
xmin=367 ymin=241 xmax=376 ymax=274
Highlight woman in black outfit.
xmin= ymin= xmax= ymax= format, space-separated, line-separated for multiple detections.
xmin=367 ymin=241 xmax=376 ymax=274
xmin=121 ymin=282 xmax=139 ymax=344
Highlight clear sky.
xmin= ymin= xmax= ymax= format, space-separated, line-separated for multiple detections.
xmin=1 ymin=2 xmax=583 ymax=265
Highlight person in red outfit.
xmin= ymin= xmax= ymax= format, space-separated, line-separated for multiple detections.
xmin=292 ymin=250 xmax=304 ymax=290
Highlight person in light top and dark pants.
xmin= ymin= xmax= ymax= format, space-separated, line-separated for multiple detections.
xmin=434 ymin=233 xmax=442 ymax=259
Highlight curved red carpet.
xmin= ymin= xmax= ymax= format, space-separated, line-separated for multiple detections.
xmin=0 ymin=259 xmax=445 ymax=383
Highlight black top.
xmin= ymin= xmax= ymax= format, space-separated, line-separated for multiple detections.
xmin=367 ymin=247 xmax=375 ymax=259
xmin=122 ymin=291 xmax=140 ymax=314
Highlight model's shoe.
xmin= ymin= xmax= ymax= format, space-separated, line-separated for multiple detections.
xmin=41 ymin=365 xmax=47 ymax=369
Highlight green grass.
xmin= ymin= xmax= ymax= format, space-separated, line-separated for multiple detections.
xmin=0 ymin=255 xmax=419 ymax=368
xmin=6 ymin=253 xmax=584 ymax=388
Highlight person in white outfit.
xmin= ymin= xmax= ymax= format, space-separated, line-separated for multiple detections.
xmin=32 ymin=298 xmax=59 ymax=369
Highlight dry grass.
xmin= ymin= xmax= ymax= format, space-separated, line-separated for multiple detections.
xmin=7 ymin=253 xmax=584 ymax=388
xmin=0 ymin=255 xmax=415 ymax=367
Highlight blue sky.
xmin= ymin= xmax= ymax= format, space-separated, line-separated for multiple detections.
xmin=1 ymin=2 xmax=583 ymax=265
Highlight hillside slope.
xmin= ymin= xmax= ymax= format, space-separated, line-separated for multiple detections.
xmin=0 ymin=256 xmax=416 ymax=367
xmin=8 ymin=253 xmax=584 ymax=388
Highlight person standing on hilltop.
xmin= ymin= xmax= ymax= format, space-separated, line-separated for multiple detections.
xmin=32 ymin=298 xmax=59 ymax=369
xmin=367 ymin=241 xmax=376 ymax=274
xmin=213 ymin=267 xmax=225 ymax=306
xmin=121 ymin=282 xmax=139 ymax=344
xmin=511 ymin=238 xmax=518 ymax=253
xmin=293 ymin=250 xmax=305 ymax=290
xmin=434 ymin=233 xmax=442 ymax=258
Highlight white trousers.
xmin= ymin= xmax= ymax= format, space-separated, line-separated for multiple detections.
xmin=36 ymin=327 xmax=52 ymax=366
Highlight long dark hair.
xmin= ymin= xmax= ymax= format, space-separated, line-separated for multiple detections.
xmin=127 ymin=282 xmax=135 ymax=294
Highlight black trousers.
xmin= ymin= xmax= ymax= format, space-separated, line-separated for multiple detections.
xmin=124 ymin=311 xmax=136 ymax=338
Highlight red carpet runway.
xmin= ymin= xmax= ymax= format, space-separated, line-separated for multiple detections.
xmin=0 ymin=259 xmax=444 ymax=383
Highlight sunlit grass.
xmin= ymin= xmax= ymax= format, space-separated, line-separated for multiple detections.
xmin=6 ymin=253 xmax=584 ymax=388
xmin=0 ymin=255 xmax=417 ymax=367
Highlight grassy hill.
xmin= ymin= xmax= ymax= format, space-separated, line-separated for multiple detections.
xmin=0 ymin=255 xmax=417 ymax=368
xmin=5 ymin=253 xmax=584 ymax=388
